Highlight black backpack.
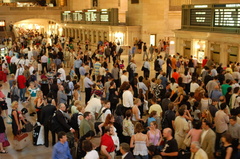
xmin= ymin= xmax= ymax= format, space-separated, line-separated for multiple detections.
xmin=161 ymin=110 xmax=170 ymax=129
xmin=70 ymin=113 xmax=83 ymax=130
xmin=127 ymin=64 xmax=133 ymax=74
xmin=154 ymin=59 xmax=160 ymax=71
xmin=118 ymin=47 xmax=123 ymax=54
xmin=63 ymin=81 xmax=71 ymax=94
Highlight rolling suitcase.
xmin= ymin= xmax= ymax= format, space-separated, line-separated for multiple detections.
xmin=33 ymin=122 xmax=44 ymax=146
xmin=13 ymin=133 xmax=30 ymax=150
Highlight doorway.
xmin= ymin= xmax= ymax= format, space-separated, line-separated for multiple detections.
xmin=150 ymin=34 xmax=156 ymax=46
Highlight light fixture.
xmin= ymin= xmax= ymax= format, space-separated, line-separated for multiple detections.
xmin=227 ymin=48 xmax=232 ymax=53
xmin=170 ymin=41 xmax=175 ymax=45
xmin=196 ymin=44 xmax=200 ymax=49
xmin=210 ymin=46 xmax=214 ymax=51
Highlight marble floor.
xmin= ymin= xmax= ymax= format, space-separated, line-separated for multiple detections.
xmin=1 ymin=51 xmax=167 ymax=159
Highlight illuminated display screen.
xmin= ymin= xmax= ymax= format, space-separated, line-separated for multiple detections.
xmin=190 ymin=9 xmax=212 ymax=26
xmin=0 ymin=21 xmax=5 ymax=27
xmin=214 ymin=8 xmax=239 ymax=27
xmin=62 ymin=10 xmax=111 ymax=22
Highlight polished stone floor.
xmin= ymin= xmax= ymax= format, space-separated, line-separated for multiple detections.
xmin=1 ymin=51 xmax=166 ymax=159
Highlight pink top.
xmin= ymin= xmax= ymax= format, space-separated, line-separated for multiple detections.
xmin=188 ymin=129 xmax=202 ymax=142
xmin=148 ymin=129 xmax=161 ymax=146
xmin=0 ymin=90 xmax=5 ymax=98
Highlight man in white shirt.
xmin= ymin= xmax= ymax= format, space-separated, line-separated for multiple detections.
xmin=99 ymin=100 xmax=111 ymax=122
xmin=121 ymin=70 xmax=129 ymax=84
xmin=85 ymin=97 xmax=103 ymax=121
xmin=29 ymin=63 xmax=35 ymax=75
xmin=190 ymin=141 xmax=208 ymax=159
xmin=57 ymin=65 xmax=66 ymax=82
xmin=122 ymin=84 xmax=134 ymax=116
xmin=41 ymin=53 xmax=48 ymax=74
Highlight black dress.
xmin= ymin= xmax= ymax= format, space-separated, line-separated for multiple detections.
xmin=11 ymin=109 xmax=20 ymax=136
xmin=221 ymin=145 xmax=234 ymax=159
xmin=109 ymin=88 xmax=118 ymax=113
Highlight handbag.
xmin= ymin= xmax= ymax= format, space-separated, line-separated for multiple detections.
xmin=14 ymin=132 xmax=29 ymax=141
xmin=2 ymin=133 xmax=10 ymax=147
xmin=141 ymin=66 xmax=145 ymax=71
xmin=7 ymin=92 xmax=11 ymax=98
xmin=183 ymin=134 xmax=192 ymax=147
xmin=25 ymin=121 xmax=34 ymax=132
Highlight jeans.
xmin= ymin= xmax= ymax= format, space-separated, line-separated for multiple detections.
xmin=135 ymin=155 xmax=148 ymax=159
xmin=143 ymin=51 xmax=148 ymax=60
xmin=20 ymin=88 xmax=26 ymax=101
xmin=166 ymin=66 xmax=172 ymax=80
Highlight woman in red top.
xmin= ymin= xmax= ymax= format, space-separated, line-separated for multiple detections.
xmin=202 ymin=56 xmax=208 ymax=68
xmin=0 ymin=84 xmax=8 ymax=118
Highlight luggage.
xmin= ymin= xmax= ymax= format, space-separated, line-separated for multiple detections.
xmin=33 ymin=122 xmax=44 ymax=146
xmin=13 ymin=133 xmax=30 ymax=150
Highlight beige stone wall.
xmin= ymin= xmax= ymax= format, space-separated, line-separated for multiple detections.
xmin=127 ymin=0 xmax=182 ymax=45
xmin=191 ymin=0 xmax=219 ymax=4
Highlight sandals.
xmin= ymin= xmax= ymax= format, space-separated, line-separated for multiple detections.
xmin=0 ymin=150 xmax=8 ymax=154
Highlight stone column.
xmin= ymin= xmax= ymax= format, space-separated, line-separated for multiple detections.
xmin=91 ymin=30 xmax=94 ymax=44
xmin=205 ymin=40 xmax=210 ymax=58
xmin=96 ymin=31 xmax=99 ymax=43
xmin=220 ymin=43 xmax=228 ymax=66
xmin=82 ymin=30 xmax=86 ymax=43
xmin=237 ymin=45 xmax=240 ymax=63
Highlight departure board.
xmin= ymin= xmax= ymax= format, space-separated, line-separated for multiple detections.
xmin=214 ymin=8 xmax=239 ymax=27
xmin=190 ymin=9 xmax=212 ymax=26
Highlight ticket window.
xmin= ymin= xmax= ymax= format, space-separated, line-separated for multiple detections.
xmin=211 ymin=44 xmax=220 ymax=64
xmin=228 ymin=46 xmax=238 ymax=63
xmin=184 ymin=41 xmax=191 ymax=58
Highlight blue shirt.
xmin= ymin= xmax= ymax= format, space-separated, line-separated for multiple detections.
xmin=74 ymin=59 xmax=82 ymax=68
xmin=79 ymin=66 xmax=86 ymax=76
xmin=52 ymin=141 xmax=72 ymax=159
xmin=147 ymin=117 xmax=156 ymax=127
xmin=84 ymin=77 xmax=93 ymax=88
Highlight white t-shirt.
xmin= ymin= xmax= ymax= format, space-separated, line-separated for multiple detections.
xmin=100 ymin=107 xmax=111 ymax=122
xmin=85 ymin=98 xmax=102 ymax=117
xmin=122 ymin=90 xmax=133 ymax=108
xmin=84 ymin=150 xmax=99 ymax=159
xmin=190 ymin=82 xmax=199 ymax=93
xmin=121 ymin=74 xmax=128 ymax=84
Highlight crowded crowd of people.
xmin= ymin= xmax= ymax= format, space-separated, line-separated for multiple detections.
xmin=0 ymin=27 xmax=239 ymax=159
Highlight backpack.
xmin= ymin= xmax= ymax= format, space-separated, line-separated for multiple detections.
xmin=70 ymin=113 xmax=83 ymax=130
xmin=154 ymin=59 xmax=160 ymax=71
xmin=97 ymin=108 xmax=110 ymax=120
xmin=105 ymin=47 xmax=110 ymax=56
xmin=127 ymin=64 xmax=133 ymax=74
xmin=63 ymin=81 xmax=71 ymax=94
xmin=118 ymin=47 xmax=123 ymax=54
xmin=161 ymin=110 xmax=170 ymax=129
xmin=28 ymin=74 xmax=36 ymax=83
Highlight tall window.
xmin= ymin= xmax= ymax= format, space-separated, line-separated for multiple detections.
xmin=131 ymin=0 xmax=139 ymax=4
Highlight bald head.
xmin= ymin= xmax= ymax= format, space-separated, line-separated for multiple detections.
xmin=190 ymin=141 xmax=200 ymax=153
xmin=163 ymin=128 xmax=172 ymax=139
xmin=59 ymin=103 xmax=66 ymax=111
